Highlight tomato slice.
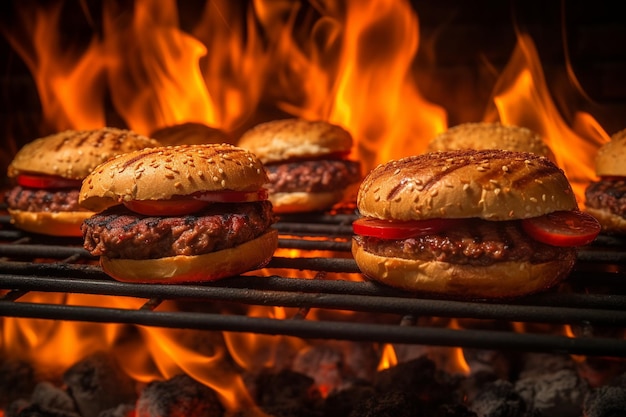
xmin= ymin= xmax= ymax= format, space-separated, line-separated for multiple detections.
xmin=191 ymin=189 xmax=268 ymax=203
xmin=521 ymin=211 xmax=601 ymax=247
xmin=353 ymin=217 xmax=462 ymax=239
xmin=17 ymin=174 xmax=82 ymax=189
xmin=124 ymin=199 xmax=210 ymax=216
xmin=122 ymin=189 xmax=268 ymax=216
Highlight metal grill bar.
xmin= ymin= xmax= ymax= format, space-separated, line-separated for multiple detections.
xmin=1 ymin=271 xmax=626 ymax=326
xmin=1 ymin=301 xmax=625 ymax=357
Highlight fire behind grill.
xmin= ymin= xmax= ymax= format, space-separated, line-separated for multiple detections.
xmin=1 ymin=206 xmax=626 ymax=358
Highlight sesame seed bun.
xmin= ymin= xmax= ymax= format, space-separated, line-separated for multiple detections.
xmin=238 ymin=118 xmax=353 ymax=163
xmin=352 ymin=244 xmax=575 ymax=299
xmin=79 ymin=143 xmax=269 ymax=212
xmin=357 ymin=149 xmax=577 ymax=222
xmin=237 ymin=118 xmax=360 ymax=213
xmin=352 ymin=149 xmax=580 ymax=299
xmin=8 ymin=128 xmax=161 ymax=180
xmin=7 ymin=209 xmax=94 ymax=237
xmin=79 ymin=143 xmax=278 ymax=284
xmin=100 ymin=229 xmax=278 ymax=283
xmin=594 ymin=128 xmax=626 ymax=177
xmin=6 ymin=127 xmax=161 ymax=237
xmin=427 ymin=122 xmax=556 ymax=162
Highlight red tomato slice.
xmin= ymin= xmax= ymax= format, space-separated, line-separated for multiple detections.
xmin=191 ymin=189 xmax=268 ymax=203
xmin=17 ymin=174 xmax=82 ymax=189
xmin=352 ymin=217 xmax=462 ymax=239
xmin=123 ymin=199 xmax=209 ymax=216
xmin=521 ymin=211 xmax=601 ymax=247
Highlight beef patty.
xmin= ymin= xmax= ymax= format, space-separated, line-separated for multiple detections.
xmin=266 ymin=159 xmax=361 ymax=194
xmin=585 ymin=178 xmax=626 ymax=217
xmin=354 ymin=218 xmax=576 ymax=266
xmin=82 ymin=200 xmax=275 ymax=259
xmin=5 ymin=186 xmax=83 ymax=212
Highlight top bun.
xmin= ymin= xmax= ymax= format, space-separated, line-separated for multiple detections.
xmin=427 ymin=122 xmax=556 ymax=161
xmin=80 ymin=143 xmax=269 ymax=212
xmin=8 ymin=127 xmax=161 ymax=180
xmin=358 ymin=149 xmax=577 ymax=221
xmin=238 ymin=118 xmax=353 ymax=163
xmin=594 ymin=128 xmax=626 ymax=176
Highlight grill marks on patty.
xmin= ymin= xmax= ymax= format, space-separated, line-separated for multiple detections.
xmin=585 ymin=178 xmax=626 ymax=217
xmin=266 ymin=159 xmax=361 ymax=194
xmin=354 ymin=219 xmax=576 ymax=266
xmin=82 ymin=200 xmax=275 ymax=259
xmin=5 ymin=186 xmax=83 ymax=212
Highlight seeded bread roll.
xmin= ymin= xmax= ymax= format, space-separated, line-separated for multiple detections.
xmin=8 ymin=128 xmax=161 ymax=180
xmin=79 ymin=143 xmax=277 ymax=284
xmin=238 ymin=118 xmax=353 ymax=163
xmin=5 ymin=127 xmax=161 ymax=236
xmin=352 ymin=149 xmax=588 ymax=300
xmin=427 ymin=122 xmax=556 ymax=162
xmin=80 ymin=143 xmax=269 ymax=212
xmin=584 ymin=128 xmax=626 ymax=234
xmin=358 ymin=149 xmax=577 ymax=222
xmin=237 ymin=118 xmax=362 ymax=213
xmin=594 ymin=128 xmax=626 ymax=176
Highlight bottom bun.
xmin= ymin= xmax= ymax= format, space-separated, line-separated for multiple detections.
xmin=100 ymin=229 xmax=279 ymax=283
xmin=352 ymin=239 xmax=576 ymax=299
xmin=585 ymin=207 xmax=626 ymax=235
xmin=8 ymin=209 xmax=94 ymax=237
xmin=271 ymin=190 xmax=347 ymax=213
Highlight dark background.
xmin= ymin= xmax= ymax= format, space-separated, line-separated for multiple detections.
xmin=1 ymin=0 xmax=624 ymax=155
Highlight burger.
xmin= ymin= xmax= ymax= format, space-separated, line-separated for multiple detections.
xmin=427 ymin=122 xmax=556 ymax=161
xmin=351 ymin=149 xmax=600 ymax=299
xmin=237 ymin=118 xmax=362 ymax=213
xmin=4 ymin=127 xmax=161 ymax=236
xmin=79 ymin=143 xmax=278 ymax=283
xmin=584 ymin=128 xmax=626 ymax=234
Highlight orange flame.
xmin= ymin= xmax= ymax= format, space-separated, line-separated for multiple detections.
xmin=489 ymin=32 xmax=609 ymax=203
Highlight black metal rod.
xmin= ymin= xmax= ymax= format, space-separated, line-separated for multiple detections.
xmin=1 ymin=301 xmax=625 ymax=357
xmin=2 ymin=273 xmax=626 ymax=326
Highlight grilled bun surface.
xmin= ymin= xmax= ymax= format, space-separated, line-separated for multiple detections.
xmin=358 ymin=149 xmax=577 ymax=222
xmin=238 ymin=118 xmax=353 ymax=163
xmin=8 ymin=128 xmax=161 ymax=180
xmin=80 ymin=143 xmax=269 ymax=212
xmin=427 ymin=122 xmax=556 ymax=161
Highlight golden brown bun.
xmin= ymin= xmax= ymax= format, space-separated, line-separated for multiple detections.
xmin=357 ymin=149 xmax=577 ymax=221
xmin=150 ymin=122 xmax=233 ymax=146
xmin=594 ymin=128 xmax=626 ymax=176
xmin=270 ymin=190 xmax=347 ymax=213
xmin=80 ymin=143 xmax=269 ymax=212
xmin=352 ymin=240 xmax=576 ymax=299
xmin=8 ymin=127 xmax=161 ymax=179
xmin=427 ymin=122 xmax=556 ymax=162
xmin=8 ymin=209 xmax=94 ymax=237
xmin=238 ymin=118 xmax=353 ymax=163
xmin=100 ymin=229 xmax=278 ymax=283
xmin=584 ymin=207 xmax=626 ymax=235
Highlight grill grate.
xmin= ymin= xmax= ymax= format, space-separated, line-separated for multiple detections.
xmin=1 ymin=210 xmax=626 ymax=357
